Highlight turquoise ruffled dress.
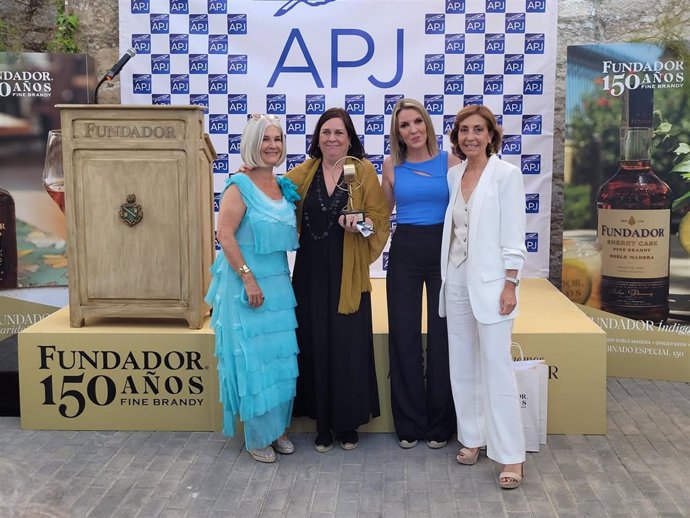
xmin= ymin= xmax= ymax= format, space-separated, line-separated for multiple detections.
xmin=205 ymin=174 xmax=300 ymax=449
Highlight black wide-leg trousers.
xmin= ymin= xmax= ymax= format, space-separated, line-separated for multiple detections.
xmin=386 ymin=224 xmax=456 ymax=442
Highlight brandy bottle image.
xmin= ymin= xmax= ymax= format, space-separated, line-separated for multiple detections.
xmin=596 ymin=126 xmax=672 ymax=322
xmin=0 ymin=187 xmax=18 ymax=290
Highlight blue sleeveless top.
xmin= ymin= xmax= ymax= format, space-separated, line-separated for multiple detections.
xmin=393 ymin=150 xmax=449 ymax=225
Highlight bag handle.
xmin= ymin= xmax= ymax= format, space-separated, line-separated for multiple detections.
xmin=511 ymin=342 xmax=525 ymax=362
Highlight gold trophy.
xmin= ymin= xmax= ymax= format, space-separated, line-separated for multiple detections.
xmin=333 ymin=156 xmax=374 ymax=236
xmin=334 ymin=156 xmax=365 ymax=222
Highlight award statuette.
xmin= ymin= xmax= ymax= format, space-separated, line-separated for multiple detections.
xmin=334 ymin=156 xmax=365 ymax=223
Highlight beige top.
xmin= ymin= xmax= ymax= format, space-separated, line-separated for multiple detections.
xmin=449 ymin=190 xmax=472 ymax=267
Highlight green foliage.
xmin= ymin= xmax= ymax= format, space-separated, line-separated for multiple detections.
xmin=0 ymin=18 xmax=22 ymax=52
xmin=48 ymin=1 xmax=80 ymax=53
xmin=564 ymin=183 xmax=594 ymax=230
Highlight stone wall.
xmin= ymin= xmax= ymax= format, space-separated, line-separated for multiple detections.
xmin=2 ymin=0 xmax=688 ymax=284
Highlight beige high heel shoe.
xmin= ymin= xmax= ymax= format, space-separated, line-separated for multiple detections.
xmin=456 ymin=447 xmax=480 ymax=465
xmin=499 ymin=463 xmax=524 ymax=489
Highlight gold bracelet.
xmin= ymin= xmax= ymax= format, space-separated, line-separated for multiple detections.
xmin=237 ymin=264 xmax=251 ymax=276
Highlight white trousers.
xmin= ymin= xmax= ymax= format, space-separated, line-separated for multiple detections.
xmin=445 ymin=261 xmax=525 ymax=464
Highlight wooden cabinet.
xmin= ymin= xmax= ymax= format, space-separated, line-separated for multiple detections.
xmin=59 ymin=105 xmax=216 ymax=329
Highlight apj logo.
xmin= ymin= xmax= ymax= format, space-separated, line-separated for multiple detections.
xmin=213 ymin=154 xmax=229 ymax=174
xmin=522 ymin=115 xmax=542 ymax=135
xmin=189 ymin=14 xmax=208 ymax=34
xmin=189 ymin=54 xmax=208 ymax=74
xmin=132 ymin=34 xmax=151 ymax=54
xmin=227 ymin=55 xmax=248 ymax=74
xmin=367 ymin=154 xmax=383 ymax=174
xmin=213 ymin=192 xmax=221 ymax=212
xmin=526 ymin=193 xmax=539 ymax=214
xmin=209 ymin=74 xmax=227 ymax=94
xmin=228 ymin=134 xmax=242 ymax=154
xmin=465 ymin=54 xmax=484 ymax=74
xmin=445 ymin=34 xmax=465 ymax=54
xmin=364 ymin=115 xmax=384 ymax=135
xmin=151 ymin=54 xmax=170 ymax=74
xmin=209 ymin=34 xmax=228 ymax=54
xmin=486 ymin=0 xmax=506 ymax=12
xmin=424 ymin=95 xmax=444 ymax=115
xmin=425 ymin=14 xmax=445 ymax=34
xmin=227 ymin=13 xmax=247 ymax=33
xmin=444 ymin=74 xmax=464 ymax=95
xmin=483 ymin=75 xmax=503 ymax=95
xmin=208 ymin=0 xmax=227 ymax=14
xmin=505 ymin=13 xmax=526 ymax=33
xmin=464 ymin=95 xmax=483 ymax=106
xmin=150 ymin=13 xmax=169 ymax=34
xmin=384 ymin=135 xmax=391 ymax=155
xmin=485 ymin=34 xmax=505 ymax=54
xmin=273 ymin=0 xmax=336 ymax=17
xmin=525 ymin=233 xmax=539 ymax=253
xmin=524 ymin=74 xmax=544 ymax=95
xmin=345 ymin=94 xmax=365 ymax=115
xmin=306 ymin=94 xmax=325 ymax=114
xmin=521 ymin=154 xmax=541 ymax=174
xmin=287 ymin=154 xmax=306 ymax=170
xmin=503 ymin=94 xmax=523 ymax=115
xmin=131 ymin=0 xmax=149 ymax=14
xmin=169 ymin=34 xmax=189 ymax=54
xmin=525 ymin=34 xmax=545 ymax=54
xmin=466 ymin=13 xmax=485 ymax=33
xmin=267 ymin=94 xmax=286 ymax=114
xmin=190 ymin=94 xmax=208 ymax=113
xmin=228 ymin=94 xmax=247 ymax=114
xmin=501 ymin=134 xmax=521 ymax=155
xmin=133 ymin=74 xmax=152 ymax=94
xmin=152 ymin=93 xmax=170 ymax=105
xmin=286 ymin=114 xmax=306 ymax=134
xmin=170 ymin=0 xmax=188 ymax=14
xmin=443 ymin=115 xmax=455 ymax=134
xmin=445 ymin=1 xmax=465 ymax=14
xmin=425 ymin=54 xmax=445 ymax=75
xmin=170 ymin=74 xmax=189 ymax=94
xmin=504 ymin=54 xmax=524 ymax=75
xmin=384 ymin=94 xmax=404 ymax=115
xmin=209 ymin=114 xmax=228 ymax=134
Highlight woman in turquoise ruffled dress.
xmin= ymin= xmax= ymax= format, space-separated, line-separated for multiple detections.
xmin=205 ymin=114 xmax=300 ymax=463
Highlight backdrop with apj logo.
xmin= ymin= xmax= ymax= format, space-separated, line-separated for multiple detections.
xmin=118 ymin=0 xmax=557 ymax=278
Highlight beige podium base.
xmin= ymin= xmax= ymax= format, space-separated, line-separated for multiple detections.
xmin=19 ymin=308 xmax=221 ymax=431
xmin=291 ymin=278 xmax=607 ymax=435
xmin=20 ymin=279 xmax=606 ymax=435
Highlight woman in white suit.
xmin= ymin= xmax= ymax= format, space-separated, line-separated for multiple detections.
xmin=439 ymin=105 xmax=527 ymax=489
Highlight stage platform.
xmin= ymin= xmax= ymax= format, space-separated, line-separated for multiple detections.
xmin=19 ymin=278 xmax=606 ymax=435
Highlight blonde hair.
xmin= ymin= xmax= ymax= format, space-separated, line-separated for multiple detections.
xmin=389 ymin=98 xmax=438 ymax=166
xmin=240 ymin=114 xmax=286 ymax=168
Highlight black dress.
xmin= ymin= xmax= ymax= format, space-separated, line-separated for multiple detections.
xmin=292 ymin=168 xmax=380 ymax=434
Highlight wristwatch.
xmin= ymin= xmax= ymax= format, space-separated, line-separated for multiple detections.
xmin=505 ymin=276 xmax=520 ymax=286
xmin=237 ymin=264 xmax=251 ymax=276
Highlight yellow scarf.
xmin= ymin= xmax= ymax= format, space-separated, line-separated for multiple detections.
xmin=286 ymin=158 xmax=391 ymax=314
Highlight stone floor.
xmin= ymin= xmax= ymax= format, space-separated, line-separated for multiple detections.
xmin=1 ymin=377 xmax=689 ymax=518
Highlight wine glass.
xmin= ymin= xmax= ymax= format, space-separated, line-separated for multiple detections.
xmin=42 ymin=129 xmax=65 ymax=213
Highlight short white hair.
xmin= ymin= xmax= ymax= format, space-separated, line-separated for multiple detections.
xmin=240 ymin=115 xmax=286 ymax=168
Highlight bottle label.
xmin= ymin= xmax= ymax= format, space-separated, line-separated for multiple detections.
xmin=597 ymin=208 xmax=670 ymax=278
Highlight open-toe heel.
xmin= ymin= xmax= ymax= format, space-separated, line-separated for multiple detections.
xmin=499 ymin=463 xmax=524 ymax=489
xmin=456 ymin=447 xmax=480 ymax=465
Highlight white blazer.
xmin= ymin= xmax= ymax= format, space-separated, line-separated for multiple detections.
xmin=439 ymin=154 xmax=527 ymax=324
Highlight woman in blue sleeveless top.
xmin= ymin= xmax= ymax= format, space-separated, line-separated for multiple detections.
xmin=382 ymin=99 xmax=461 ymax=449
xmin=205 ymin=115 xmax=300 ymax=463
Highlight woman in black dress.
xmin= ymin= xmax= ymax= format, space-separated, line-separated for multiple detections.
xmin=287 ymin=108 xmax=390 ymax=452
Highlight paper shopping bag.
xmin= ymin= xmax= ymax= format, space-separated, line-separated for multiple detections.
xmin=512 ymin=343 xmax=548 ymax=452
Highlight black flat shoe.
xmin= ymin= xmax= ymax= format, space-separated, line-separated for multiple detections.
xmin=314 ymin=432 xmax=333 ymax=453
xmin=338 ymin=430 xmax=358 ymax=451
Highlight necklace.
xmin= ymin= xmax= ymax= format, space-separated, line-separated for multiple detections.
xmin=303 ymin=167 xmax=347 ymax=241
